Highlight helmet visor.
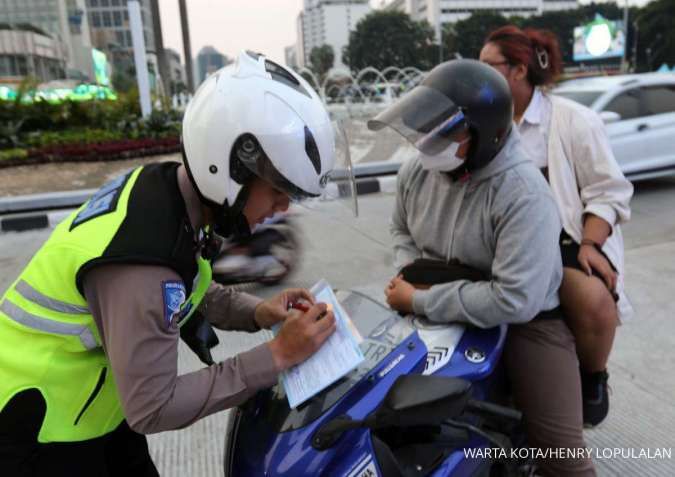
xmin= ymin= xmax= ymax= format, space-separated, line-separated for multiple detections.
xmin=367 ymin=85 xmax=468 ymax=156
xmin=234 ymin=120 xmax=358 ymax=216
xmin=234 ymin=134 xmax=322 ymax=203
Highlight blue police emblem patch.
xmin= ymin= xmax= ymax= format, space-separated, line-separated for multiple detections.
xmin=162 ymin=281 xmax=186 ymax=328
xmin=70 ymin=171 xmax=133 ymax=230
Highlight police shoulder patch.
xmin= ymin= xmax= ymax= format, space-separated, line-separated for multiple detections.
xmin=162 ymin=280 xmax=186 ymax=328
xmin=70 ymin=171 xmax=132 ymax=230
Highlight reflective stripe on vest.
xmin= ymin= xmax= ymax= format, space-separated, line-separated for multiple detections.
xmin=0 ymin=299 xmax=98 ymax=350
xmin=15 ymin=280 xmax=90 ymax=315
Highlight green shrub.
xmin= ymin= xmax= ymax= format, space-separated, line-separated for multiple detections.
xmin=0 ymin=148 xmax=28 ymax=161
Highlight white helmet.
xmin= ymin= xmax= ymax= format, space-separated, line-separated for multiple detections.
xmin=182 ymin=51 xmax=335 ymax=216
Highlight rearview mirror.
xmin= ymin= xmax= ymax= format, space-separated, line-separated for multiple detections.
xmin=599 ymin=110 xmax=621 ymax=124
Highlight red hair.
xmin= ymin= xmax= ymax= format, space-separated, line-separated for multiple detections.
xmin=485 ymin=25 xmax=562 ymax=87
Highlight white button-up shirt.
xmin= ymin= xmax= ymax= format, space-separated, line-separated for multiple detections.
xmin=517 ymin=88 xmax=552 ymax=170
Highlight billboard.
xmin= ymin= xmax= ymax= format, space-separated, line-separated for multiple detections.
xmin=573 ymin=14 xmax=625 ymax=62
xmin=92 ymin=48 xmax=110 ymax=86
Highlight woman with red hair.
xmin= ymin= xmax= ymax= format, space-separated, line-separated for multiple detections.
xmin=480 ymin=25 xmax=633 ymax=429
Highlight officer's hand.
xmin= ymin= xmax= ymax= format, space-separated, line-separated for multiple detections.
xmin=254 ymin=288 xmax=315 ymax=329
xmin=385 ymin=275 xmax=415 ymax=314
xmin=267 ymin=303 xmax=336 ymax=371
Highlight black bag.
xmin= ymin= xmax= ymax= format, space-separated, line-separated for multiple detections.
xmin=399 ymin=258 xmax=487 ymax=288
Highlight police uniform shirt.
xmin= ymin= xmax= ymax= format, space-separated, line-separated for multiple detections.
xmin=81 ymin=168 xmax=279 ymax=434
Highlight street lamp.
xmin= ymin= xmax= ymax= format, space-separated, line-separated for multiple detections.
xmin=178 ymin=0 xmax=194 ymax=93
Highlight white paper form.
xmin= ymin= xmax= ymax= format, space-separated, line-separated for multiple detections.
xmin=275 ymin=279 xmax=364 ymax=408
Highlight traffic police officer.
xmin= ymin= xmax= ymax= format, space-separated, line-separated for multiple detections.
xmin=0 ymin=51 xmax=338 ymax=476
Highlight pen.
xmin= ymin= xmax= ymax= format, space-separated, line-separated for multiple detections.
xmin=288 ymin=301 xmax=310 ymax=313
xmin=288 ymin=301 xmax=329 ymax=320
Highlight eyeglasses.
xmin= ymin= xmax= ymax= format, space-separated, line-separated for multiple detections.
xmin=483 ymin=60 xmax=511 ymax=69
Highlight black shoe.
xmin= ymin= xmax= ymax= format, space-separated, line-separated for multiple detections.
xmin=581 ymin=369 xmax=609 ymax=428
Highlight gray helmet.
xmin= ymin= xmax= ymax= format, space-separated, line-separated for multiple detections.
xmin=368 ymin=59 xmax=513 ymax=172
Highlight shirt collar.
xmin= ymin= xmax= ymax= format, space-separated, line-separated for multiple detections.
xmin=521 ymin=88 xmax=544 ymax=126
xmin=177 ymin=165 xmax=205 ymax=236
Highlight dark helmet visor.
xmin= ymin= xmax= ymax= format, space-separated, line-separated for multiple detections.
xmin=233 ymin=135 xmax=319 ymax=202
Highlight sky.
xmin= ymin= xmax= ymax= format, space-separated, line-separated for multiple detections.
xmin=159 ymin=0 xmax=304 ymax=65
xmin=158 ymin=0 xmax=651 ymax=66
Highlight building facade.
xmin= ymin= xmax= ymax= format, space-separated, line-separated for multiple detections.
xmin=284 ymin=44 xmax=298 ymax=70
xmin=85 ymin=0 xmax=159 ymax=88
xmin=0 ymin=0 xmax=95 ymax=80
xmin=164 ymin=47 xmax=185 ymax=94
xmin=196 ymin=45 xmax=230 ymax=86
xmin=296 ymin=0 xmax=372 ymax=72
xmin=0 ymin=24 xmax=68 ymax=83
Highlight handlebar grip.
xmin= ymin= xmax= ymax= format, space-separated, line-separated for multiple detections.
xmin=466 ymin=399 xmax=522 ymax=422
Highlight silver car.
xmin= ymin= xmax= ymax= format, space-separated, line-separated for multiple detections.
xmin=554 ymin=73 xmax=675 ymax=181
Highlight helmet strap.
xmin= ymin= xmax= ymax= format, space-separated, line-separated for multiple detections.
xmin=212 ymin=183 xmax=252 ymax=239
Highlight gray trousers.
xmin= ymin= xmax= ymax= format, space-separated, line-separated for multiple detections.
xmin=503 ymin=317 xmax=596 ymax=476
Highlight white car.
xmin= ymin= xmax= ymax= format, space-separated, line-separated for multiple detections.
xmin=554 ymin=73 xmax=675 ymax=181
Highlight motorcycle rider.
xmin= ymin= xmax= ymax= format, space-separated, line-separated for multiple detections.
xmin=370 ymin=59 xmax=595 ymax=475
xmin=0 ymin=51 xmax=337 ymax=476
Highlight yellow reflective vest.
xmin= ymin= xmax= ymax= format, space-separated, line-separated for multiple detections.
xmin=0 ymin=163 xmax=211 ymax=443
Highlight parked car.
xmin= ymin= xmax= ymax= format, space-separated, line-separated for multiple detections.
xmin=554 ymin=73 xmax=675 ymax=181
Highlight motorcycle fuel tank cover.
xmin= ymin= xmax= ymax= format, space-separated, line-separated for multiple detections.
xmin=410 ymin=316 xmax=465 ymax=375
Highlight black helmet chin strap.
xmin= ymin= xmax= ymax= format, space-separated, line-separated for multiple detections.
xmin=211 ymin=184 xmax=252 ymax=240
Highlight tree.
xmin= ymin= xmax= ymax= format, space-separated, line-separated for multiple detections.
xmin=449 ymin=11 xmax=511 ymax=60
xmin=633 ymin=0 xmax=675 ymax=71
xmin=343 ymin=11 xmax=436 ymax=71
xmin=309 ymin=44 xmax=335 ymax=82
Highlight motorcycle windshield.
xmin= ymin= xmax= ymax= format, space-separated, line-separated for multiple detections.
xmin=252 ymin=289 xmax=416 ymax=432
xmin=301 ymin=119 xmax=359 ymax=217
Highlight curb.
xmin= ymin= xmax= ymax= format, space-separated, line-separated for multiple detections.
xmin=0 ymin=169 xmax=401 ymax=234
xmin=0 ymin=162 xmax=402 ymax=215
xmin=354 ymin=175 xmax=397 ymax=195
xmin=1 ymin=210 xmax=73 ymax=233
xmin=0 ymin=189 xmax=95 ymax=215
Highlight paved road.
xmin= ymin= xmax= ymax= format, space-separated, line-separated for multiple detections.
xmin=1 ymin=177 xmax=674 ymax=476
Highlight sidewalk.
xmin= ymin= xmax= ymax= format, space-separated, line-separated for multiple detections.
xmin=0 ymin=153 xmax=179 ymax=197
xmin=1 ymin=179 xmax=674 ymax=475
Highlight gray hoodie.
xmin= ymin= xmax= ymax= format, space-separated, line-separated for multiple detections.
xmin=391 ymin=130 xmax=562 ymax=328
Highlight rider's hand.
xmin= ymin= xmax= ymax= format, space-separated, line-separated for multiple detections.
xmin=385 ymin=275 xmax=415 ymax=314
xmin=254 ymin=288 xmax=315 ymax=329
xmin=578 ymin=244 xmax=617 ymax=292
xmin=267 ymin=303 xmax=336 ymax=371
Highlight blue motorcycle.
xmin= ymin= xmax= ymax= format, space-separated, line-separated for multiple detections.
xmin=224 ymin=289 xmax=531 ymax=476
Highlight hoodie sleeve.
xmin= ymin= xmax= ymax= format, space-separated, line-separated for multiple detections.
xmin=412 ymin=190 xmax=562 ymax=328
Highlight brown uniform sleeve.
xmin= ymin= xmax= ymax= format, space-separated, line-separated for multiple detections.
xmin=199 ymin=282 xmax=263 ymax=332
xmin=82 ymin=264 xmax=279 ymax=435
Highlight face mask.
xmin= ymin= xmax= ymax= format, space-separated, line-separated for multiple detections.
xmin=419 ymin=139 xmax=468 ymax=172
